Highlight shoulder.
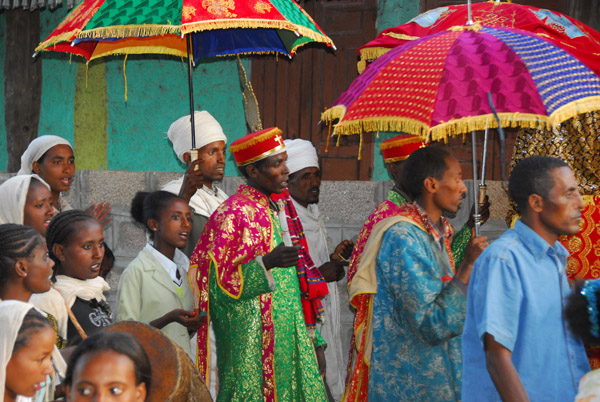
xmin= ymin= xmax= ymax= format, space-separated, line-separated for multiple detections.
xmin=123 ymin=249 xmax=157 ymax=275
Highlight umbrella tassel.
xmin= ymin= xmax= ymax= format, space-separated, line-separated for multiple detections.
xmin=358 ymin=133 xmax=363 ymax=161
xmin=336 ymin=133 xmax=341 ymax=147
xmin=325 ymin=123 xmax=332 ymax=153
xmin=86 ymin=63 xmax=88 ymax=88
xmin=123 ymin=55 xmax=128 ymax=102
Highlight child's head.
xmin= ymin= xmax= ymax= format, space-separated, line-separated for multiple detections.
xmin=566 ymin=279 xmax=600 ymax=345
xmin=65 ymin=331 xmax=151 ymax=402
xmin=23 ymin=177 xmax=55 ymax=236
xmin=0 ymin=175 xmax=55 ymax=236
xmin=31 ymin=144 xmax=75 ymax=195
xmin=130 ymin=191 xmax=191 ymax=249
xmin=2 ymin=302 xmax=54 ymax=400
xmin=46 ymin=211 xmax=105 ymax=281
xmin=0 ymin=224 xmax=52 ymax=297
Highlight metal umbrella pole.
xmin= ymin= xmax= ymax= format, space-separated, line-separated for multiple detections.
xmin=480 ymin=122 xmax=489 ymax=207
xmin=487 ymin=92 xmax=507 ymax=183
xmin=471 ymin=130 xmax=481 ymax=237
xmin=186 ymin=33 xmax=197 ymax=148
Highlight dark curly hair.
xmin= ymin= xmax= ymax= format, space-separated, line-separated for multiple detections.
xmin=0 ymin=224 xmax=44 ymax=288
xmin=401 ymin=146 xmax=451 ymax=200
xmin=130 ymin=191 xmax=183 ymax=239
xmin=14 ymin=308 xmax=53 ymax=353
xmin=65 ymin=331 xmax=152 ymax=392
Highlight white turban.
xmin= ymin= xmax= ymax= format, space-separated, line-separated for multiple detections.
xmin=167 ymin=111 xmax=227 ymax=163
xmin=0 ymin=174 xmax=50 ymax=225
xmin=284 ymin=139 xmax=319 ymax=175
xmin=18 ymin=135 xmax=73 ymax=175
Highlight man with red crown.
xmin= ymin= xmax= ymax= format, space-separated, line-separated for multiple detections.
xmin=190 ymin=127 xmax=327 ymax=402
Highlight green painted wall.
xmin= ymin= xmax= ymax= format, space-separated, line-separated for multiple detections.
xmin=372 ymin=0 xmax=420 ymax=181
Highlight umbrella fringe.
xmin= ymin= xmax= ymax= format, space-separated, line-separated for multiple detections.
xmin=77 ymin=25 xmax=180 ymax=40
xmin=332 ymin=117 xmax=431 ymax=140
xmin=36 ymin=30 xmax=82 ymax=51
xmin=549 ymin=96 xmax=600 ymax=127
xmin=357 ymin=47 xmax=391 ymax=73
xmin=321 ymin=105 xmax=347 ymax=124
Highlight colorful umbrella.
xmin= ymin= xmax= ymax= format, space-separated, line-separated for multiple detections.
xmin=35 ymin=0 xmax=334 ymax=61
xmin=34 ymin=0 xmax=334 ymax=146
xmin=321 ymin=24 xmax=600 ymax=143
xmin=357 ymin=1 xmax=600 ymax=74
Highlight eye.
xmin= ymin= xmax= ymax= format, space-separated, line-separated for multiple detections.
xmin=34 ymin=203 xmax=44 ymax=209
xmin=109 ymin=386 xmax=124 ymax=396
xmin=53 ymin=160 xmax=62 ymax=165
xmin=68 ymin=159 xmax=75 ymax=165
xmin=171 ymin=214 xmax=180 ymax=221
xmin=82 ymin=244 xmax=92 ymax=250
xmin=99 ymin=241 xmax=105 ymax=249
xmin=77 ymin=386 xmax=93 ymax=396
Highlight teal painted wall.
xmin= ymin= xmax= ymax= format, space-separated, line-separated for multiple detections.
xmin=372 ymin=0 xmax=420 ymax=181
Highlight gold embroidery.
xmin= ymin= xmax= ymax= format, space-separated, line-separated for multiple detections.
xmin=202 ymin=0 xmax=237 ymax=18
xmin=254 ymin=0 xmax=272 ymax=14
xmin=182 ymin=5 xmax=197 ymax=20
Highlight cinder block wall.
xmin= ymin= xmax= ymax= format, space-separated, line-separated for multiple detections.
xmin=0 ymin=171 xmax=510 ymax=356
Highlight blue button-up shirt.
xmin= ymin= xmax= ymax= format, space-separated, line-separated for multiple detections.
xmin=462 ymin=220 xmax=590 ymax=401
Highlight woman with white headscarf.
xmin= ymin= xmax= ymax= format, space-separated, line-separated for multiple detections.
xmin=0 ymin=300 xmax=55 ymax=402
xmin=0 ymin=175 xmax=54 ymax=236
xmin=17 ymin=136 xmax=111 ymax=226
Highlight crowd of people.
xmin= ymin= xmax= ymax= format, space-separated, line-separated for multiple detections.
xmin=0 ymin=110 xmax=599 ymax=402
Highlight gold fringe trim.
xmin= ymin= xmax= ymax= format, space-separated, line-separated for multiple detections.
xmin=332 ymin=116 xmax=431 ymax=141
xmin=89 ymin=46 xmax=187 ymax=61
xmin=321 ymin=105 xmax=347 ymax=124
xmin=358 ymin=133 xmax=363 ymax=160
xmin=549 ymin=96 xmax=600 ymax=127
xmin=382 ymin=32 xmax=419 ymax=41
xmin=430 ymin=113 xmax=547 ymax=142
xmin=181 ymin=20 xmax=334 ymax=48
xmin=229 ymin=128 xmax=283 ymax=153
xmin=449 ymin=22 xmax=482 ymax=33
xmin=123 ymin=55 xmax=128 ymax=102
xmin=36 ymin=30 xmax=82 ymax=51
xmin=76 ymin=24 xmax=180 ymax=40
xmin=357 ymin=47 xmax=391 ymax=74
xmin=325 ymin=123 xmax=332 ymax=153
xmin=235 ymin=144 xmax=285 ymax=166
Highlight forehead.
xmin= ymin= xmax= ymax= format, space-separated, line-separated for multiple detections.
xmin=264 ymin=151 xmax=287 ymax=166
xmin=442 ymin=156 xmax=460 ymax=175
xmin=549 ymin=166 xmax=577 ymax=192
xmin=198 ymin=140 xmax=226 ymax=152
xmin=294 ymin=166 xmax=320 ymax=177
xmin=44 ymin=144 xmax=73 ymax=160
xmin=160 ymin=198 xmax=191 ymax=213
xmin=27 ymin=180 xmax=51 ymax=198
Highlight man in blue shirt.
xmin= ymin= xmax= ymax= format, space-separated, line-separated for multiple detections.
xmin=462 ymin=155 xmax=590 ymax=401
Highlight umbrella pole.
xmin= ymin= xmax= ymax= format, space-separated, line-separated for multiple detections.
xmin=186 ymin=33 xmax=196 ymax=149
xmin=471 ymin=130 xmax=481 ymax=237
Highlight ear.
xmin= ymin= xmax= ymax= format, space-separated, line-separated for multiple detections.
xmin=135 ymin=383 xmax=147 ymax=401
xmin=423 ymin=177 xmax=437 ymax=195
xmin=147 ymin=218 xmax=159 ymax=232
xmin=182 ymin=152 xmax=192 ymax=166
xmin=246 ymin=164 xmax=259 ymax=179
xmin=14 ymin=260 xmax=28 ymax=278
xmin=528 ymin=193 xmax=544 ymax=213
xmin=32 ymin=160 xmax=41 ymax=175
xmin=52 ymin=243 xmax=66 ymax=262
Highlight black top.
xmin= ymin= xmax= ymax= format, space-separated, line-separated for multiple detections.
xmin=67 ymin=297 xmax=112 ymax=346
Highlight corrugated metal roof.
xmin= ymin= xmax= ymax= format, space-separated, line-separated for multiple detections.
xmin=2 ymin=0 xmax=74 ymax=11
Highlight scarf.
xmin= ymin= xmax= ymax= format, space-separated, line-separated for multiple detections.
xmin=277 ymin=189 xmax=329 ymax=329
xmin=0 ymin=174 xmax=49 ymax=225
xmin=0 ymin=300 xmax=37 ymax=402
xmin=52 ymin=276 xmax=109 ymax=308
xmin=18 ymin=136 xmax=72 ymax=175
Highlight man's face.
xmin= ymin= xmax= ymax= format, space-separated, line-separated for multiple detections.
xmin=538 ymin=166 xmax=584 ymax=237
xmin=432 ymin=156 xmax=467 ymax=214
xmin=188 ymin=140 xmax=226 ymax=183
xmin=288 ymin=166 xmax=321 ymax=208
xmin=249 ymin=152 xmax=290 ymax=196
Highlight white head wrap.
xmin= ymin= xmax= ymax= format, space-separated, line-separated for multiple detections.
xmin=0 ymin=174 xmax=51 ymax=225
xmin=167 ymin=111 xmax=227 ymax=163
xmin=18 ymin=136 xmax=73 ymax=176
xmin=283 ymin=139 xmax=319 ymax=175
xmin=0 ymin=300 xmax=39 ymax=400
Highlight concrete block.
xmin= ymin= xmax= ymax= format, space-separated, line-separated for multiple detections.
xmin=62 ymin=170 xmax=83 ymax=209
xmin=319 ymin=181 xmax=380 ymax=225
xmin=80 ymin=170 xmax=146 ymax=209
xmin=113 ymin=217 xmax=146 ymax=258
xmin=153 ymin=171 xmax=183 ymax=191
xmin=222 ymin=176 xmax=244 ymax=195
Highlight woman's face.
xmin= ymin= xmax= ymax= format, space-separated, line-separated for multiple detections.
xmin=67 ymin=350 xmax=147 ymax=402
xmin=5 ymin=326 xmax=54 ymax=399
xmin=21 ymin=242 xmax=55 ymax=295
xmin=23 ymin=180 xmax=55 ymax=236
xmin=55 ymin=220 xmax=105 ymax=281
xmin=32 ymin=144 xmax=75 ymax=194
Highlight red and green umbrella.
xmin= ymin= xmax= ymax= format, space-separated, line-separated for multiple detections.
xmin=35 ymin=0 xmax=334 ymax=61
xmin=321 ymin=24 xmax=600 ymax=143
xmin=356 ymin=1 xmax=600 ymax=75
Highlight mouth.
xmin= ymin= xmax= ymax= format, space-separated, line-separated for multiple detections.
xmin=43 ymin=218 xmax=52 ymax=226
xmin=34 ymin=382 xmax=45 ymax=392
xmin=60 ymin=177 xmax=72 ymax=186
xmin=90 ymin=263 xmax=101 ymax=272
xmin=179 ymin=231 xmax=189 ymax=240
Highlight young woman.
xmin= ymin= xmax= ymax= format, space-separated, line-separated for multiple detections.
xmin=117 ymin=191 xmax=203 ymax=359
xmin=64 ymin=331 xmax=150 ymax=402
xmin=0 ymin=300 xmax=55 ymax=402
xmin=18 ymin=135 xmax=111 ymax=226
xmin=0 ymin=175 xmax=54 ymax=236
xmin=30 ymin=211 xmax=111 ymax=347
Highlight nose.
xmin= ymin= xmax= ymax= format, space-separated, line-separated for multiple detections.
xmin=459 ymin=180 xmax=467 ymax=195
xmin=217 ymin=150 xmax=226 ymax=164
xmin=310 ymin=175 xmax=321 ymax=187
xmin=42 ymin=359 xmax=54 ymax=377
xmin=45 ymin=203 xmax=55 ymax=217
xmin=281 ymin=162 xmax=290 ymax=176
xmin=92 ymin=244 xmax=104 ymax=260
xmin=576 ymin=190 xmax=584 ymax=210
xmin=182 ymin=216 xmax=191 ymax=230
